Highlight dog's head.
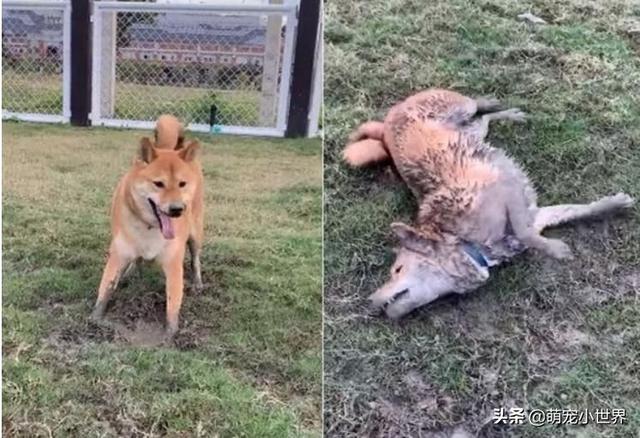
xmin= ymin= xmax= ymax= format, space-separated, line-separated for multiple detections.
xmin=130 ymin=137 xmax=200 ymax=239
xmin=368 ymin=222 xmax=490 ymax=319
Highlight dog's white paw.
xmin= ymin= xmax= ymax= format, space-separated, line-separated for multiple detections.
xmin=503 ymin=108 xmax=527 ymax=123
xmin=608 ymin=192 xmax=635 ymax=209
xmin=546 ymin=238 xmax=573 ymax=260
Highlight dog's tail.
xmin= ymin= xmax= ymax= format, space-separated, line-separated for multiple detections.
xmin=343 ymin=121 xmax=390 ymax=167
xmin=155 ymin=114 xmax=185 ymax=150
xmin=347 ymin=121 xmax=385 ymax=143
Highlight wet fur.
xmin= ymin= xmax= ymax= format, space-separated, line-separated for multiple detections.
xmin=345 ymin=89 xmax=634 ymax=317
xmin=345 ymin=89 xmax=570 ymax=258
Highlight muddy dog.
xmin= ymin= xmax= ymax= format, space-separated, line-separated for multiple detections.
xmin=344 ymin=89 xmax=634 ymax=319
xmin=91 ymin=115 xmax=205 ymax=339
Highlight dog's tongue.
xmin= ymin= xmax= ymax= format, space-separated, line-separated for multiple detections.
xmin=158 ymin=212 xmax=175 ymax=239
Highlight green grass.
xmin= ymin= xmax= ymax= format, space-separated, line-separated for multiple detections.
xmin=1 ymin=70 xmax=260 ymax=126
xmin=324 ymin=0 xmax=640 ymax=437
xmin=3 ymin=122 xmax=322 ymax=436
xmin=113 ymin=84 xmax=260 ymax=126
xmin=1 ymin=71 xmax=63 ymax=115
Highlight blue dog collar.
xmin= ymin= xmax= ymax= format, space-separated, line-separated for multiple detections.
xmin=462 ymin=242 xmax=489 ymax=268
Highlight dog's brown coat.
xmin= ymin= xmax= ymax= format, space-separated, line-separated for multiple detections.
xmin=91 ymin=115 xmax=204 ymax=338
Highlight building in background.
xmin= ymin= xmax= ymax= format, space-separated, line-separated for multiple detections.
xmin=3 ymin=9 xmax=278 ymax=69
xmin=119 ymin=14 xmax=269 ymax=67
xmin=3 ymin=10 xmax=63 ymax=60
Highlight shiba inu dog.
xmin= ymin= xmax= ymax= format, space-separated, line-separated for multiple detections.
xmin=91 ymin=115 xmax=204 ymax=339
xmin=344 ymin=89 xmax=634 ymax=319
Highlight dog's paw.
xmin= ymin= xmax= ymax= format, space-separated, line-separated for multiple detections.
xmin=161 ymin=327 xmax=178 ymax=346
xmin=342 ymin=142 xmax=367 ymax=166
xmin=191 ymin=282 xmax=205 ymax=295
xmin=546 ymin=239 xmax=573 ymax=260
xmin=608 ymin=192 xmax=635 ymax=209
xmin=503 ymin=108 xmax=527 ymax=123
xmin=90 ymin=303 xmax=106 ymax=322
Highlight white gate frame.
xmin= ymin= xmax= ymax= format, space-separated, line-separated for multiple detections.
xmin=307 ymin=1 xmax=322 ymax=138
xmin=91 ymin=1 xmax=299 ymax=137
xmin=1 ymin=0 xmax=71 ymax=123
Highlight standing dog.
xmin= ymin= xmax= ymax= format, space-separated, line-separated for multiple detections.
xmin=344 ymin=89 xmax=634 ymax=319
xmin=91 ymin=115 xmax=204 ymax=339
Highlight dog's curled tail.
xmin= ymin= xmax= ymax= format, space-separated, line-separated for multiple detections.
xmin=342 ymin=121 xmax=390 ymax=167
xmin=155 ymin=114 xmax=185 ymax=150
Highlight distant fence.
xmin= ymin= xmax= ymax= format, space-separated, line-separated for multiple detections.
xmin=2 ymin=0 xmax=71 ymax=123
xmin=1 ymin=0 xmax=321 ymax=137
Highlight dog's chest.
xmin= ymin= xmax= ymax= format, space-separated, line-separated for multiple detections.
xmin=117 ymin=224 xmax=169 ymax=261
xmin=135 ymin=229 xmax=168 ymax=260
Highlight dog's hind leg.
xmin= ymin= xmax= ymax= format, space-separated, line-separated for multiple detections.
xmin=484 ymin=108 xmax=527 ymax=123
xmin=475 ymin=97 xmax=504 ymax=114
xmin=120 ymin=260 xmax=137 ymax=281
xmin=187 ymin=236 xmax=204 ymax=293
xmin=343 ymin=138 xmax=390 ymax=167
xmin=448 ymin=97 xmax=504 ymax=127
xmin=534 ymin=193 xmax=634 ymax=232
xmin=466 ymin=108 xmax=527 ymax=141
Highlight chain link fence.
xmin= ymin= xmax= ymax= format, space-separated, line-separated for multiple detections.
xmin=2 ymin=1 xmax=71 ymax=121
xmin=92 ymin=2 xmax=297 ymax=135
xmin=1 ymin=1 xmax=303 ymax=137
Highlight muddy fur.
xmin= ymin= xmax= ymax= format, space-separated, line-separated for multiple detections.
xmin=344 ymin=89 xmax=634 ymax=319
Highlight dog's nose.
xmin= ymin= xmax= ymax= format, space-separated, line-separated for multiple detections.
xmin=167 ymin=204 xmax=185 ymax=217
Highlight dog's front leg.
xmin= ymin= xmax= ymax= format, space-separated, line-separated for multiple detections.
xmin=533 ymin=193 xmax=634 ymax=232
xmin=91 ymin=246 xmax=132 ymax=320
xmin=506 ymin=185 xmax=573 ymax=260
xmin=161 ymin=246 xmax=186 ymax=339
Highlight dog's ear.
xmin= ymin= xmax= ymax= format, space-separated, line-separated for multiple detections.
xmin=174 ymin=135 xmax=185 ymax=150
xmin=178 ymin=139 xmax=200 ymax=162
xmin=175 ymin=125 xmax=186 ymax=150
xmin=139 ymin=137 xmax=158 ymax=163
xmin=391 ymin=222 xmax=436 ymax=255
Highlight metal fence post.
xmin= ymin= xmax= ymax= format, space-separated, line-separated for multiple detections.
xmin=70 ymin=0 xmax=92 ymax=126
xmin=285 ymin=0 xmax=321 ymax=138
xmin=259 ymin=0 xmax=283 ymax=127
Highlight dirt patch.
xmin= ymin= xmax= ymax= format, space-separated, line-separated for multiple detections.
xmin=113 ymin=320 xmax=166 ymax=347
xmin=619 ymin=18 xmax=640 ymax=54
xmin=52 ymin=278 xmax=223 ymax=351
xmin=361 ymin=370 xmax=461 ymax=435
xmin=59 ymin=319 xmax=116 ymax=344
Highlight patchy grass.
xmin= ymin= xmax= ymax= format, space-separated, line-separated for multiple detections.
xmin=3 ymin=122 xmax=322 ymax=436
xmin=324 ymin=0 xmax=640 ymax=437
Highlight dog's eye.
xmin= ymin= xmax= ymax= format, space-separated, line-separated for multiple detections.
xmin=395 ymin=265 xmax=403 ymax=273
xmin=153 ymin=181 xmax=164 ymax=188
xmin=179 ymin=181 xmax=187 ymax=188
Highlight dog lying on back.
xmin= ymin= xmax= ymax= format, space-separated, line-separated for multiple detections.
xmin=344 ymin=89 xmax=634 ymax=319
xmin=91 ymin=115 xmax=204 ymax=339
